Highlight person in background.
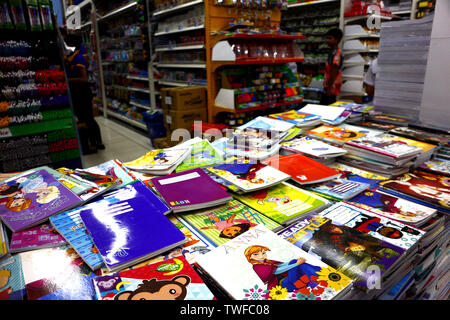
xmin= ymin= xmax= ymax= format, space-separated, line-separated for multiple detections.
xmin=64 ymin=34 xmax=104 ymax=154
xmin=321 ymin=28 xmax=343 ymax=105
xmin=364 ymin=58 xmax=378 ymax=99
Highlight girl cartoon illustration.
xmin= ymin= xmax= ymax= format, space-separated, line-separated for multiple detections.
xmin=244 ymin=245 xmax=321 ymax=292
xmin=1 ymin=196 xmax=32 ymax=212
xmin=266 ymin=196 xmax=291 ymax=206
xmin=16 ymin=175 xmax=60 ymax=204
xmin=201 ymin=212 xmax=257 ymax=239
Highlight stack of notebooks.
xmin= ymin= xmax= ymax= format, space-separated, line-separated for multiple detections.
xmin=304 ymin=124 xmax=366 ymax=147
xmin=268 ymin=109 xmax=322 ymax=128
xmin=298 ymin=104 xmax=348 ymax=126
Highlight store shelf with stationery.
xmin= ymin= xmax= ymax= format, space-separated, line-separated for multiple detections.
xmin=206 ymin=0 xmax=306 ymax=125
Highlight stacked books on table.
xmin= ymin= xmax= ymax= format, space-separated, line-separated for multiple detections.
xmin=304 ymin=124 xmax=366 ymax=146
xmin=268 ymin=109 xmax=322 ymax=128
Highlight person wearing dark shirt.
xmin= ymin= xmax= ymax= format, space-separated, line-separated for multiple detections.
xmin=64 ymin=34 xmax=104 ymax=154
xmin=321 ymin=28 xmax=343 ymax=105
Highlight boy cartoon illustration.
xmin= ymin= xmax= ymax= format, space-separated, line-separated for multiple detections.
xmin=244 ymin=245 xmax=321 ymax=292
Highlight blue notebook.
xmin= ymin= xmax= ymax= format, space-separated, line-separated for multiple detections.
xmin=79 ymin=183 xmax=186 ymax=272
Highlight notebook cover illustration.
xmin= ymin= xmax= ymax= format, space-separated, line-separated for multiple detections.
xmin=178 ymin=200 xmax=282 ymax=247
xmin=0 ymin=169 xmax=82 ymax=231
xmin=238 ymin=116 xmax=294 ymax=132
xmin=306 ymin=178 xmax=370 ymax=200
xmin=196 ymin=224 xmax=353 ymax=300
xmin=233 ymin=182 xmax=329 ymax=225
xmin=380 ymin=134 xmax=436 ymax=153
xmin=339 ymin=123 xmax=384 ymax=138
xmin=83 ymin=159 xmax=136 ymax=188
xmin=379 ymin=170 xmax=450 ymax=210
xmin=319 ymin=202 xmax=425 ymax=250
xmin=277 ymin=214 xmax=404 ymax=290
xmin=305 ymin=124 xmax=366 ymax=143
xmin=390 ymin=127 xmax=450 ymax=146
xmin=346 ymin=189 xmax=437 ymax=225
xmin=9 ymin=223 xmax=66 ymax=253
xmin=212 ymin=137 xmax=280 ymax=160
xmin=345 ymin=136 xmax=422 ymax=158
xmin=152 ymin=168 xmax=232 ymax=210
xmin=358 ymin=121 xmax=397 ymax=131
xmin=124 ymin=147 xmax=191 ymax=171
xmin=263 ymin=154 xmax=341 ymax=185
xmin=268 ymin=110 xmax=320 ymax=126
xmin=228 ymin=128 xmax=284 ymax=150
xmin=175 ymin=140 xmax=224 ymax=172
xmin=207 ymin=162 xmax=290 ymax=192
xmin=20 ymin=245 xmax=99 ymax=300
xmin=79 ymin=195 xmax=186 ymax=272
xmin=281 ymin=136 xmax=347 ymax=158
xmin=331 ymin=162 xmax=389 ymax=189
xmin=0 ymin=221 xmax=7 ymax=257
xmin=0 ymin=255 xmax=26 ymax=300
xmin=419 ymin=159 xmax=450 ymax=176
xmin=92 ymin=256 xmax=214 ymax=300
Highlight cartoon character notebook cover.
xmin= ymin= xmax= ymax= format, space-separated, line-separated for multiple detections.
xmin=306 ymin=178 xmax=370 ymax=200
xmin=20 ymin=244 xmax=99 ymax=300
xmin=419 ymin=159 xmax=450 ymax=176
xmin=330 ymin=162 xmax=389 ymax=189
xmin=346 ymin=189 xmax=437 ymax=226
xmin=268 ymin=110 xmax=321 ymax=126
xmin=379 ymin=134 xmax=436 ymax=153
xmin=207 ymin=162 xmax=290 ymax=192
xmin=0 ymin=169 xmax=83 ymax=232
xmin=263 ymin=154 xmax=341 ymax=185
xmin=339 ymin=123 xmax=384 ymax=138
xmin=379 ymin=170 xmax=450 ymax=211
xmin=92 ymin=256 xmax=214 ymax=300
xmin=305 ymin=124 xmax=366 ymax=145
xmin=227 ymin=128 xmax=284 ymax=150
xmin=151 ymin=168 xmax=232 ymax=212
xmin=233 ymin=182 xmax=329 ymax=225
xmin=319 ymin=202 xmax=425 ymax=251
xmin=281 ymin=136 xmax=347 ymax=158
xmin=0 ymin=221 xmax=8 ymax=257
xmin=0 ymin=255 xmax=26 ymax=300
xmin=9 ymin=223 xmax=66 ymax=253
xmin=82 ymin=159 xmax=136 ymax=189
xmin=196 ymin=224 xmax=353 ymax=300
xmin=177 ymin=200 xmax=282 ymax=247
xmin=277 ymin=214 xmax=404 ymax=291
xmin=80 ymin=193 xmax=186 ymax=272
xmin=123 ymin=147 xmax=191 ymax=172
xmin=175 ymin=139 xmax=224 ymax=172
xmin=212 ymin=137 xmax=280 ymax=161
xmin=389 ymin=127 xmax=450 ymax=146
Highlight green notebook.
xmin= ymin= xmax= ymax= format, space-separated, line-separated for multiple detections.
xmin=175 ymin=139 xmax=224 ymax=172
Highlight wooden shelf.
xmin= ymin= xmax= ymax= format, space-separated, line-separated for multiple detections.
xmin=212 ymin=57 xmax=304 ymax=70
xmin=155 ymin=44 xmax=205 ymax=52
xmin=288 ymin=0 xmax=338 ymax=8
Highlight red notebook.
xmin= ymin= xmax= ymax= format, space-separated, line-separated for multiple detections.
xmin=263 ymin=153 xmax=341 ymax=185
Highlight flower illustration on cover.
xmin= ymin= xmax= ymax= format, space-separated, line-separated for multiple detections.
xmin=242 ymin=284 xmax=269 ymax=300
xmin=316 ymin=267 xmax=352 ymax=292
xmin=293 ymin=274 xmax=328 ymax=296
xmin=269 ymin=285 xmax=289 ymax=300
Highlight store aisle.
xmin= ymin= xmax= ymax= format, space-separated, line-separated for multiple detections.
xmin=81 ymin=116 xmax=152 ymax=168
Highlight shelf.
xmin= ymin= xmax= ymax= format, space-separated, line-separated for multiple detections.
xmin=154 ymin=25 xmax=204 ymax=37
xmin=344 ymin=34 xmax=380 ymax=40
xmin=155 ymin=44 xmax=205 ymax=52
xmin=213 ymin=98 xmax=304 ymax=116
xmin=392 ymin=10 xmax=411 ymax=15
xmin=342 ymin=74 xmax=364 ymax=81
xmin=98 ymin=1 xmax=137 ymax=21
xmin=127 ymin=75 xmax=149 ymax=81
xmin=128 ymin=86 xmax=150 ymax=93
xmin=288 ymin=0 xmax=338 ymax=8
xmin=343 ymin=49 xmax=379 ymax=55
xmin=130 ymin=101 xmax=152 ymax=110
xmin=213 ymin=33 xmax=306 ymax=41
xmin=343 ymin=61 xmax=370 ymax=67
xmin=153 ymin=0 xmax=203 ymax=17
xmin=212 ymin=57 xmax=304 ymax=70
xmin=344 ymin=14 xmax=393 ymax=24
xmin=106 ymin=109 xmax=147 ymax=130
xmin=158 ymin=80 xmax=206 ymax=87
xmin=0 ymin=118 xmax=75 ymax=139
xmin=155 ymin=63 xmax=206 ymax=69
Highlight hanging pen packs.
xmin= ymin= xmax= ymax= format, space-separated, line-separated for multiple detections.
xmin=37 ymin=0 xmax=52 ymax=30
xmin=0 ymin=0 xmax=14 ymax=29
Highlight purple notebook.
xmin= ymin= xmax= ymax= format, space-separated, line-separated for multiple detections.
xmin=151 ymin=168 xmax=232 ymax=212
xmin=9 ymin=224 xmax=66 ymax=253
xmin=0 ymin=169 xmax=83 ymax=232
xmin=79 ymin=192 xmax=187 ymax=272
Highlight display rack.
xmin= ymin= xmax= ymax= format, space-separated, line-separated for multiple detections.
xmin=150 ymin=0 xmax=207 ymax=112
xmin=0 ymin=21 xmax=82 ymax=172
xmin=205 ymin=0 xmax=306 ymax=123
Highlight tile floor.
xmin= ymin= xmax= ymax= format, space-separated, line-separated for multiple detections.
xmin=81 ymin=116 xmax=152 ymax=168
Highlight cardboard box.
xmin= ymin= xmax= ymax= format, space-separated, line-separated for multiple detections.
xmin=161 ymin=86 xmax=206 ymax=111
xmin=163 ymin=107 xmax=207 ymax=134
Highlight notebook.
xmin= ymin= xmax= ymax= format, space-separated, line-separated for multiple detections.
xmin=268 ymin=110 xmax=321 ymax=127
xmin=263 ymin=153 xmax=341 ymax=185
xmin=195 ymin=224 xmax=353 ymax=300
xmin=281 ymin=136 xmax=347 ymax=159
xmin=0 ymin=255 xmax=26 ymax=300
xmin=151 ymin=168 xmax=232 ymax=212
xmin=0 ymin=168 xmax=83 ymax=232
xmin=237 ymin=116 xmax=294 ymax=132
xmin=9 ymin=224 xmax=66 ymax=253
xmin=175 ymin=139 xmax=224 ymax=172
xmin=306 ymin=178 xmax=370 ymax=201
xmin=80 ymin=194 xmax=187 ymax=272
xmin=305 ymin=124 xmax=366 ymax=146
xmin=298 ymin=104 xmax=346 ymax=121
xmin=207 ymin=161 xmax=290 ymax=193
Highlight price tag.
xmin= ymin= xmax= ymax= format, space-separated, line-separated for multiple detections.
xmin=166 ymin=115 xmax=172 ymax=124
xmin=165 ymin=96 xmax=172 ymax=105
xmin=0 ymin=128 xmax=12 ymax=138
